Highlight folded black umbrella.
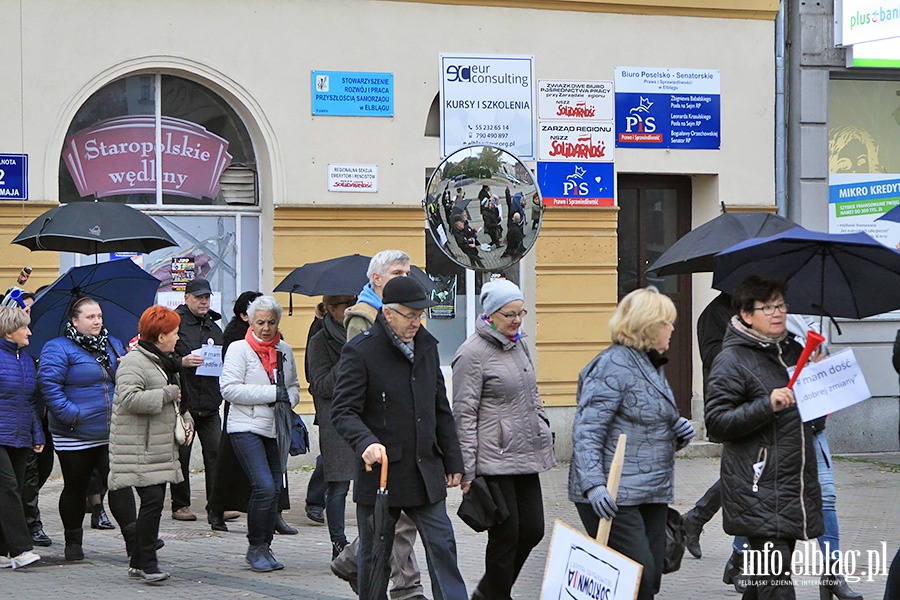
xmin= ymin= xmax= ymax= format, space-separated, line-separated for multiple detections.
xmin=456 ymin=476 xmax=509 ymax=532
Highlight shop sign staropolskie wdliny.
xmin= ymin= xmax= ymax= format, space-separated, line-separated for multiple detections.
xmin=62 ymin=116 xmax=233 ymax=200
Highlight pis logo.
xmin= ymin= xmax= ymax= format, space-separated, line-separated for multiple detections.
xmin=624 ymin=97 xmax=656 ymax=133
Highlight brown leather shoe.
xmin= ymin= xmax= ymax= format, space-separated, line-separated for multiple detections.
xmin=223 ymin=511 xmax=240 ymax=521
xmin=172 ymin=507 xmax=197 ymax=521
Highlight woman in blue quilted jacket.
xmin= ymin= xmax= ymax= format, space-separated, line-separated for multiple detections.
xmin=39 ymin=297 xmax=136 ymax=562
xmin=0 ymin=306 xmax=44 ymax=569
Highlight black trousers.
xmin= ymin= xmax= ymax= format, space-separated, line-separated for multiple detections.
xmin=688 ymin=478 xmax=722 ymax=524
xmin=577 ymin=502 xmax=667 ymax=600
xmin=171 ymin=412 xmax=221 ymax=512
xmin=742 ymin=538 xmax=796 ymax=600
xmin=131 ymin=484 xmax=166 ymax=573
xmin=56 ymin=446 xmax=136 ymax=533
xmin=0 ymin=446 xmax=34 ymax=557
xmin=22 ymin=417 xmax=53 ymax=533
xmin=473 ymin=473 xmax=544 ymax=600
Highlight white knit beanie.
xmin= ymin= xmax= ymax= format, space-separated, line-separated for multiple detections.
xmin=480 ymin=279 xmax=524 ymax=316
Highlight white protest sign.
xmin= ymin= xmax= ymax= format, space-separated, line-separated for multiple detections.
xmin=194 ymin=340 xmax=223 ymax=378
xmin=541 ymin=519 xmax=642 ymax=600
xmin=789 ymin=348 xmax=871 ymax=422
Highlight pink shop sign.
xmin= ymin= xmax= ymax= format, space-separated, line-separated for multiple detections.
xmin=62 ymin=116 xmax=233 ymax=201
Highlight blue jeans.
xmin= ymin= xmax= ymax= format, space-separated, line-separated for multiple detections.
xmin=230 ymin=432 xmax=282 ymax=547
xmin=305 ymin=454 xmax=326 ymax=508
xmin=358 ymin=499 xmax=467 ymax=600
xmin=326 ymin=480 xmax=350 ymax=545
xmin=814 ymin=429 xmax=839 ymax=560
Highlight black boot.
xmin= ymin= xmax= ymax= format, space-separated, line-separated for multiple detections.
xmin=274 ymin=513 xmax=298 ymax=535
xmin=681 ymin=510 xmax=703 ymax=559
xmin=820 ymin=561 xmax=864 ymax=600
xmin=91 ymin=502 xmax=115 ymax=530
xmin=723 ymin=551 xmax=749 ymax=593
xmin=208 ymin=511 xmax=228 ymax=532
xmin=64 ymin=528 xmax=84 ymax=561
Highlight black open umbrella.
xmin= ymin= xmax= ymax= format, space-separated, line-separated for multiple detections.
xmin=274 ymin=254 xmax=434 ymax=315
xmin=12 ymin=201 xmax=177 ymax=255
xmin=647 ymin=204 xmax=798 ymax=276
xmin=363 ymin=447 xmax=390 ymax=600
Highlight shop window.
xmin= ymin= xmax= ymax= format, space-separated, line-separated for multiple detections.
xmin=59 ymin=74 xmax=257 ymax=206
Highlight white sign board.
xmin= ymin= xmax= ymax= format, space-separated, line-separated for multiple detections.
xmin=542 ymin=520 xmax=642 ymax=600
xmin=439 ymin=54 xmax=535 ymax=158
xmin=789 ymin=349 xmax=872 ymax=422
xmin=836 ymin=0 xmax=900 ymax=46
xmin=538 ymin=80 xmax=614 ymax=121
xmin=194 ymin=342 xmax=223 ymax=378
xmin=327 ymin=164 xmax=378 ymax=193
xmin=538 ymin=121 xmax=615 ymax=162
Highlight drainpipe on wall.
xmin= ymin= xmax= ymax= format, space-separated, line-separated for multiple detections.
xmin=775 ymin=1 xmax=787 ymax=217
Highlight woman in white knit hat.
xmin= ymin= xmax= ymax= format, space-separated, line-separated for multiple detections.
xmin=451 ymin=279 xmax=555 ymax=600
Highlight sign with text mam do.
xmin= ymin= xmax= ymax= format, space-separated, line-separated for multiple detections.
xmin=615 ymin=67 xmax=720 ymax=150
xmin=61 ymin=116 xmax=232 ymax=201
xmin=439 ymin=54 xmax=536 ymax=159
xmin=0 ymin=154 xmax=27 ymax=200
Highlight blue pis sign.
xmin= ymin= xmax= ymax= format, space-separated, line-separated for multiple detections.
xmin=0 ymin=154 xmax=27 ymax=200
xmin=615 ymin=93 xmax=720 ymax=149
xmin=537 ymin=162 xmax=615 ymax=207
xmin=311 ymin=71 xmax=394 ymax=117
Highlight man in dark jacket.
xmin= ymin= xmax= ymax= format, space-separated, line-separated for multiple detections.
xmin=332 ymin=277 xmax=467 ymax=600
xmin=705 ymin=275 xmax=823 ymax=598
xmin=172 ymin=278 xmax=234 ymax=530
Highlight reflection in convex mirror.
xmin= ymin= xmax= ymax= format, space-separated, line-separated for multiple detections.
xmin=425 ymin=145 xmax=543 ymax=272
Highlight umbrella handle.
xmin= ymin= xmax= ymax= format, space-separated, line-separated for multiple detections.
xmin=364 ymin=447 xmax=389 ymax=489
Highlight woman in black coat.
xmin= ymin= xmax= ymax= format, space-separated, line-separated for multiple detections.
xmin=705 ymin=275 xmax=823 ymax=599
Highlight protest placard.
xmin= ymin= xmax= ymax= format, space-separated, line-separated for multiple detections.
xmin=194 ymin=341 xmax=223 ymax=378
xmin=789 ymin=348 xmax=871 ymax=422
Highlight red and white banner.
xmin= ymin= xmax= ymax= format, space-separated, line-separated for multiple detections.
xmin=538 ymin=121 xmax=615 ymax=162
xmin=62 ymin=116 xmax=233 ymax=201
xmin=538 ymin=80 xmax=614 ymax=121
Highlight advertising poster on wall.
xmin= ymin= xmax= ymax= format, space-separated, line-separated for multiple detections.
xmin=828 ymin=79 xmax=900 ymax=244
xmin=614 ymin=67 xmax=720 ymax=149
xmin=427 ymin=274 xmax=457 ymax=319
xmin=311 ymin=71 xmax=394 ymax=117
xmin=439 ymin=54 xmax=536 ymax=159
xmin=171 ymin=256 xmax=194 ymax=292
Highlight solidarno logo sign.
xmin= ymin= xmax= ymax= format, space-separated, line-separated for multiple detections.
xmin=62 ymin=116 xmax=233 ymax=201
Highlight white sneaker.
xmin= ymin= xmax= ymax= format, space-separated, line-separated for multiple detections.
xmin=0 ymin=555 xmax=10 ymax=569
xmin=11 ymin=550 xmax=40 ymax=569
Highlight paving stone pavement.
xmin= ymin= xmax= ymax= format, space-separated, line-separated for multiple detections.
xmin=4 ymin=454 xmax=897 ymax=599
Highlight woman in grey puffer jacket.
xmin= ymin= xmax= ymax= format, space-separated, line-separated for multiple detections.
xmin=452 ymin=279 xmax=554 ymax=600
xmin=568 ymin=287 xmax=694 ymax=600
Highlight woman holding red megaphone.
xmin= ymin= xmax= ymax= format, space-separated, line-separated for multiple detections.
xmin=705 ymin=275 xmax=824 ymax=598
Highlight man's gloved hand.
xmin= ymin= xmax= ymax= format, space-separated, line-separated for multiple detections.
xmin=275 ymin=384 xmax=290 ymax=404
xmin=587 ymin=485 xmax=618 ymax=521
xmin=674 ymin=416 xmax=696 ymax=444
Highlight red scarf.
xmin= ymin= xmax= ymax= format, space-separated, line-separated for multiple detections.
xmin=244 ymin=328 xmax=282 ymax=383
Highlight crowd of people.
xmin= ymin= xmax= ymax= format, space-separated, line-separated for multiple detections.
xmin=0 ymin=250 xmax=895 ymax=599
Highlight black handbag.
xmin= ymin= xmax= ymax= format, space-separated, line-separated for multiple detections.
xmin=663 ymin=507 xmax=685 ymax=574
xmin=456 ymin=476 xmax=509 ymax=532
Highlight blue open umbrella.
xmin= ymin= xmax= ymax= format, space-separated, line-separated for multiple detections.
xmin=27 ymin=258 xmax=160 ymax=358
xmin=713 ymin=226 xmax=900 ymax=320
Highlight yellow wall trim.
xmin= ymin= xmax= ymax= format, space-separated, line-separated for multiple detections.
xmin=0 ymin=202 xmax=62 ymax=293
xmin=385 ymin=0 xmax=780 ymax=20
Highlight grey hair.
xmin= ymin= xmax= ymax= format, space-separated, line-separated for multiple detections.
xmin=0 ymin=305 xmax=30 ymax=337
xmin=367 ymin=250 xmax=410 ymax=284
xmin=247 ymin=295 xmax=282 ymax=323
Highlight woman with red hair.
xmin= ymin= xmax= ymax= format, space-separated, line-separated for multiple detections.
xmin=109 ymin=305 xmax=194 ymax=583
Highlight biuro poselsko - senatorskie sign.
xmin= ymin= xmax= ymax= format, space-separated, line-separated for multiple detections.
xmin=61 ymin=116 xmax=233 ymax=201
xmin=0 ymin=154 xmax=27 ymax=200
xmin=614 ymin=67 xmax=720 ymax=150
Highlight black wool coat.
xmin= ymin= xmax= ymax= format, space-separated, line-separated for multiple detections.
xmin=331 ymin=315 xmax=464 ymax=507
xmin=705 ymin=321 xmax=824 ymax=542
xmin=174 ymin=305 xmax=224 ymax=417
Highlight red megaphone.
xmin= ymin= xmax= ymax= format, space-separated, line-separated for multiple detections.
xmin=787 ymin=330 xmax=826 ymax=389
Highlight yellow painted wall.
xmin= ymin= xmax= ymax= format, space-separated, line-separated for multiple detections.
xmin=273 ymin=205 xmax=426 ymax=412
xmin=0 ymin=203 xmax=62 ymax=293
xmin=534 ymin=207 xmax=618 ymax=406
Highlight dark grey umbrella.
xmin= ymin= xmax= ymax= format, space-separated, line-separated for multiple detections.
xmin=12 ymin=201 xmax=177 ymax=255
xmin=647 ymin=205 xmax=798 ymax=276
xmin=364 ymin=448 xmax=390 ymax=600
xmin=274 ymin=351 xmax=293 ymax=477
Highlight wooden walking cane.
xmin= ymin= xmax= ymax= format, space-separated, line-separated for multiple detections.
xmin=595 ymin=433 xmax=627 ymax=546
